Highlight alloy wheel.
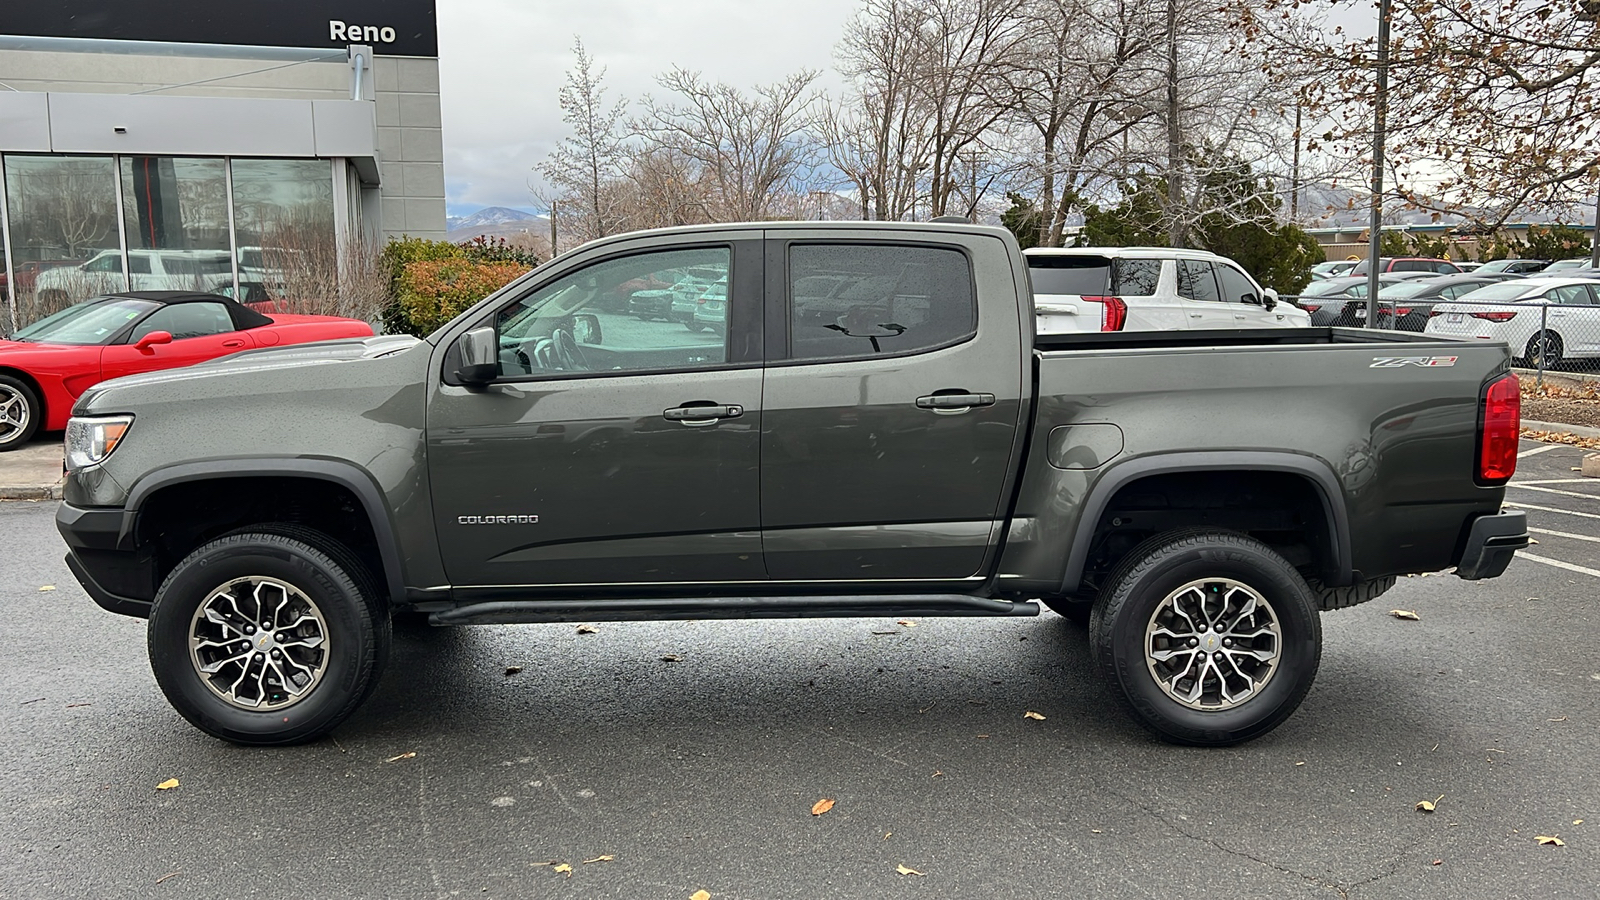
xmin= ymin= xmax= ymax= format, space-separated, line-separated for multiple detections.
xmin=188 ymin=576 xmax=330 ymax=711
xmin=1144 ymin=577 xmax=1281 ymax=710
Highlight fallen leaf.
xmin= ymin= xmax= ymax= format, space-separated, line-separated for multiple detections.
xmin=1417 ymin=794 xmax=1444 ymax=813
xmin=38 ymin=585 xmax=55 ymax=592
xmin=1431 ymin=859 xmax=1443 ymax=866
xmin=385 ymin=752 xmax=417 ymax=762
xmin=156 ymin=778 xmax=179 ymax=791
xmin=691 ymin=891 xmax=711 ymax=900
xmin=1389 ymin=609 xmax=1421 ymax=621
xmin=1575 ymin=819 xmax=1585 ymax=825
xmin=1023 ymin=710 xmax=1046 ymax=721
xmin=897 ymin=619 xmax=917 ymax=627
xmin=660 ymin=654 xmax=681 ymax=662
xmin=1536 ymin=835 xmax=1566 ymax=847
xmin=582 ymin=855 xmax=613 ymax=864
xmin=1530 ymin=539 xmax=1540 ymax=545
xmin=976 ymin=734 xmax=990 ymax=739
xmin=884 ymin=832 xmax=893 ymax=840
xmin=552 ymin=863 xmax=573 ymax=877
xmin=1295 ymin=761 xmax=1306 ymax=766
xmin=576 ymin=624 xmax=597 ymax=635
xmin=504 ymin=666 xmax=523 ymax=676
xmin=812 ymin=798 xmax=835 ymax=816
xmin=155 ymin=871 xmax=181 ymax=884
xmin=932 ymin=770 xmax=943 ymax=777
xmin=896 ymin=865 xmax=925 ymax=876
xmin=1550 ymin=717 xmax=1569 ymax=722
xmin=1090 ymin=828 xmax=1103 ymax=834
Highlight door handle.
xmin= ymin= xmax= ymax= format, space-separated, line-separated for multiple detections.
xmin=664 ymin=403 xmax=742 ymax=426
xmin=222 ymin=339 xmax=247 ymax=348
xmin=1190 ymin=313 xmax=1204 ymax=318
xmin=1233 ymin=314 xmax=1247 ymax=320
xmin=916 ymin=392 xmax=995 ymax=410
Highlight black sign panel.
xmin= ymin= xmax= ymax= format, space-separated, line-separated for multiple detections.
xmin=2 ymin=1 xmax=438 ymax=57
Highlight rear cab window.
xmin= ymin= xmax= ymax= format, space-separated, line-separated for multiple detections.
xmin=787 ymin=244 xmax=976 ymax=362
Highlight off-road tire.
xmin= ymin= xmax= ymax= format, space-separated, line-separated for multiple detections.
xmin=147 ymin=530 xmax=389 ymax=745
xmin=1088 ymin=528 xmax=1322 ymax=746
xmin=1306 ymin=575 xmax=1396 ymax=611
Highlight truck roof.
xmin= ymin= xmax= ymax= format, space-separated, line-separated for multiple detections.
xmin=1023 ymin=246 xmax=1228 ymax=261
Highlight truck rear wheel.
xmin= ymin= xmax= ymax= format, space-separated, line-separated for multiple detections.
xmin=1088 ymin=529 xmax=1321 ymax=746
xmin=147 ymin=531 xmax=389 ymax=745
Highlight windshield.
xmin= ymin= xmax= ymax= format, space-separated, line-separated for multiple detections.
xmin=12 ymin=297 xmax=159 ymax=345
xmin=1376 ymin=281 xmax=1435 ymax=299
xmin=1454 ymin=282 xmax=1532 ymax=302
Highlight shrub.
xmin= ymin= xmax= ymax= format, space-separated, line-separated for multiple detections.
xmin=396 ymin=259 xmax=527 ymax=335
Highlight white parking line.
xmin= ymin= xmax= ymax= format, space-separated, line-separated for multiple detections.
xmin=1502 ymin=502 xmax=1600 ymax=520
xmin=1506 ymin=484 xmax=1600 ymax=500
xmin=1513 ymin=479 xmax=1598 ymax=485
xmin=1517 ymin=552 xmax=1600 ymax=579
xmin=1518 ymin=443 xmax=1564 ymax=458
xmin=1529 ymin=526 xmax=1600 ymax=544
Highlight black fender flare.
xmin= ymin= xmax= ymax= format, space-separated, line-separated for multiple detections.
xmin=1059 ymin=451 xmax=1352 ymax=595
xmin=119 ymin=457 xmax=406 ymax=606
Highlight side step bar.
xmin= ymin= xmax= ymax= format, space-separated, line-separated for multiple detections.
xmin=427 ymin=594 xmax=1040 ymax=626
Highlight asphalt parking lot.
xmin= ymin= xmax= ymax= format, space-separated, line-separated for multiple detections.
xmin=2 ymin=438 xmax=1596 ymax=899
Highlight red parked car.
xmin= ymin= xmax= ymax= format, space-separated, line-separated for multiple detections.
xmin=0 ymin=291 xmax=373 ymax=450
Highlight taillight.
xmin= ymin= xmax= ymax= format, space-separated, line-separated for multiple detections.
xmin=1393 ymin=307 xmax=1413 ymax=316
xmin=1082 ymin=296 xmax=1127 ymax=331
xmin=1471 ymin=311 xmax=1517 ymax=322
xmin=1429 ymin=309 xmax=1445 ymax=317
xmin=1478 ymin=373 xmax=1520 ymax=484
xmin=1299 ymin=303 xmax=1322 ymax=313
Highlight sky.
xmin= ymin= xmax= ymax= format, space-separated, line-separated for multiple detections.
xmin=436 ymin=0 xmax=864 ymax=216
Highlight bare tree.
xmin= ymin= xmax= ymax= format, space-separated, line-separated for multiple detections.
xmin=638 ymin=69 xmax=821 ymax=221
xmin=540 ymin=38 xmax=632 ymax=244
xmin=1240 ymin=0 xmax=1600 ymax=229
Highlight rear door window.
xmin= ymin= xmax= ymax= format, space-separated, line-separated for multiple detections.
xmin=1027 ymin=256 xmax=1109 ymax=296
xmin=788 ymin=244 xmax=975 ymax=361
xmin=1177 ymin=260 xmax=1222 ymax=302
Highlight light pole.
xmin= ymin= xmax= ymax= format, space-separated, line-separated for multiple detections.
xmin=1366 ymin=0 xmax=1391 ymax=327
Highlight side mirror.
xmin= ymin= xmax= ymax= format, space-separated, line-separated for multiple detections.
xmin=454 ymin=326 xmax=498 ymax=387
xmin=1262 ymin=288 xmax=1278 ymax=310
xmin=572 ymin=312 xmax=602 ymax=345
xmin=135 ymin=331 xmax=173 ymax=352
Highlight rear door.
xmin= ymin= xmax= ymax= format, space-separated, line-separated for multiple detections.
xmin=1546 ymin=283 xmax=1600 ymax=354
xmin=1176 ymin=259 xmax=1239 ymax=328
xmin=759 ymin=232 xmax=1025 ymax=581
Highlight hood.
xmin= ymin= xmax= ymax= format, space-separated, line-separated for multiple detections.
xmin=79 ymin=334 xmax=422 ymax=397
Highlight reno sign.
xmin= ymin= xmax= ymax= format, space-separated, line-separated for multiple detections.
xmin=4 ymin=1 xmax=438 ymax=57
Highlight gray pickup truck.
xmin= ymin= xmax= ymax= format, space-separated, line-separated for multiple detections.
xmin=56 ymin=221 xmax=1528 ymax=747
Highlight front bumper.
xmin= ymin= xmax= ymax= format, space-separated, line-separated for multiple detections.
xmin=1455 ymin=509 xmax=1529 ymax=580
xmin=56 ymin=502 xmax=154 ymax=618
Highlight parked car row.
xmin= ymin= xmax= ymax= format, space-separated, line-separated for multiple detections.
xmin=1309 ymin=255 xmax=1594 ymax=282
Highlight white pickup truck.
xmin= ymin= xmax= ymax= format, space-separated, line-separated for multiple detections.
xmin=1026 ymin=247 xmax=1308 ymax=334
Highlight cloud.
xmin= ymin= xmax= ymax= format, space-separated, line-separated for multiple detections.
xmin=438 ymin=0 xmax=860 ymax=213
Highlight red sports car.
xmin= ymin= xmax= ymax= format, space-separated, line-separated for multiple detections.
xmin=0 ymin=291 xmax=373 ymax=450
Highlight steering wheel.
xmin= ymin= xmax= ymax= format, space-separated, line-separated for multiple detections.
xmin=549 ymin=325 xmax=589 ymax=371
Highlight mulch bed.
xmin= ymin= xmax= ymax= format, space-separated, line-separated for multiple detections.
xmin=1519 ymin=374 xmax=1600 ymax=430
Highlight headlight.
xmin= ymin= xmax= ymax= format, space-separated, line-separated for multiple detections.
xmin=65 ymin=415 xmax=133 ymax=472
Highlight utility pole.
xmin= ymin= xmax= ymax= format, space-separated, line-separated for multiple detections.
xmin=1366 ymin=0 xmax=1391 ymax=327
xmin=1291 ymin=97 xmax=1302 ymax=222
xmin=1166 ymin=0 xmax=1183 ymax=248
xmin=1590 ymin=190 xmax=1600 ymax=268
xmin=549 ymin=201 xmax=558 ymax=257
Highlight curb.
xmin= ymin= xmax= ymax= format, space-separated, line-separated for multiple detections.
xmin=0 ymin=484 xmax=62 ymax=501
xmin=1523 ymin=419 xmax=1600 ymax=439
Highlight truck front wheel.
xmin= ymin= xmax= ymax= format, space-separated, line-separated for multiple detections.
xmin=147 ymin=531 xmax=389 ymax=745
xmin=1088 ymin=529 xmax=1321 ymax=746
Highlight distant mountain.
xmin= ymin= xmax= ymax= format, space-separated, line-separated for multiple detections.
xmin=443 ymin=206 xmax=546 ymax=244
xmin=446 ymin=206 xmax=539 ymax=233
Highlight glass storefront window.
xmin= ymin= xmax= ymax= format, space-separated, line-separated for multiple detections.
xmin=230 ymin=159 xmax=335 ymax=303
xmin=120 ymin=157 xmax=233 ymax=294
xmin=2 ymin=155 xmax=123 ymax=325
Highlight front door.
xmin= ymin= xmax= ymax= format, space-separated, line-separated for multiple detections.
xmin=427 ymin=237 xmax=766 ymax=587
xmin=759 ymin=234 xmax=1025 ymax=581
xmin=100 ymin=300 xmax=255 ymax=379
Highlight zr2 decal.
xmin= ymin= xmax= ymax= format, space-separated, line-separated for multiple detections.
xmin=1370 ymin=356 xmax=1459 ymax=368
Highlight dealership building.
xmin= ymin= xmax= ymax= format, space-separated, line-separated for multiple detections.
xmin=0 ymin=2 xmax=445 ymax=330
